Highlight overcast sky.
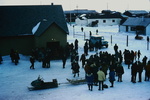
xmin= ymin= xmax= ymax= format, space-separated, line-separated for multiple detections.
xmin=0 ymin=0 xmax=150 ymax=12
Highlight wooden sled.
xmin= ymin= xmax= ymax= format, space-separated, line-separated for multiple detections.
xmin=66 ymin=78 xmax=86 ymax=85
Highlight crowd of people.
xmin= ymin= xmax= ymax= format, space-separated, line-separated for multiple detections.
xmin=67 ymin=39 xmax=150 ymax=91
xmin=0 ymin=38 xmax=150 ymax=92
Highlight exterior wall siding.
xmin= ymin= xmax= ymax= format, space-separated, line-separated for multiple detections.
xmin=146 ymin=24 xmax=150 ymax=36
xmin=76 ymin=18 xmax=121 ymax=26
xmin=35 ymin=23 xmax=67 ymax=48
xmin=0 ymin=36 xmax=34 ymax=56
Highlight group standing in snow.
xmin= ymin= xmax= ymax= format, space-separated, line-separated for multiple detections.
xmin=1 ymin=36 xmax=150 ymax=92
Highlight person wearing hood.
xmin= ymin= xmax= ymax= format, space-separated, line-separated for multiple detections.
xmin=85 ymin=71 xmax=94 ymax=91
xmin=109 ymin=68 xmax=116 ymax=87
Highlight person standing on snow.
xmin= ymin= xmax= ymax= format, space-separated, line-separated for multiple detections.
xmin=80 ymin=53 xmax=86 ymax=68
xmin=30 ymin=55 xmax=35 ymax=69
xmin=74 ymin=39 xmax=79 ymax=53
xmin=137 ymin=61 xmax=143 ymax=82
xmin=114 ymin=44 xmax=118 ymax=53
xmin=62 ymin=54 xmax=67 ymax=68
xmin=86 ymin=71 xmax=94 ymax=91
xmin=81 ymin=27 xmax=84 ymax=32
xmin=131 ymin=61 xmax=138 ymax=83
xmin=137 ymin=50 xmax=141 ymax=60
xmin=144 ymin=60 xmax=150 ymax=81
xmin=71 ymin=61 xmax=80 ymax=77
xmin=109 ymin=68 xmax=116 ymax=87
xmin=116 ymin=64 xmax=124 ymax=82
xmin=97 ymin=68 xmax=106 ymax=90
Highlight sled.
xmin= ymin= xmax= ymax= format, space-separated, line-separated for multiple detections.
xmin=66 ymin=78 xmax=86 ymax=85
xmin=135 ymin=35 xmax=143 ymax=40
xmin=28 ymin=77 xmax=58 ymax=91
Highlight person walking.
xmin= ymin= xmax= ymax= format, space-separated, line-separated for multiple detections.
xmin=62 ymin=54 xmax=67 ymax=68
xmin=109 ymin=69 xmax=115 ymax=87
xmin=97 ymin=68 xmax=106 ymax=91
xmin=30 ymin=56 xmax=35 ymax=69
xmin=85 ymin=71 xmax=94 ymax=91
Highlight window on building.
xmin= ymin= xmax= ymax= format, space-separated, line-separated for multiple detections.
xmin=103 ymin=20 xmax=106 ymax=23
xmin=131 ymin=27 xmax=136 ymax=31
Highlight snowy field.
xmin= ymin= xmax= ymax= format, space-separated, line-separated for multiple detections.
xmin=0 ymin=24 xmax=150 ymax=100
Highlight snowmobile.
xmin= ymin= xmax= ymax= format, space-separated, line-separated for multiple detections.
xmin=28 ymin=76 xmax=58 ymax=91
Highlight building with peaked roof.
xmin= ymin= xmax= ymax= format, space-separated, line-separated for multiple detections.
xmin=119 ymin=17 xmax=150 ymax=35
xmin=0 ymin=4 xmax=69 ymax=56
xmin=123 ymin=10 xmax=149 ymax=17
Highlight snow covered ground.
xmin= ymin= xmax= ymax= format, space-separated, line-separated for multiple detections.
xmin=0 ymin=24 xmax=150 ymax=100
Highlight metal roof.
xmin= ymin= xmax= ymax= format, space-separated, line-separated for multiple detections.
xmin=0 ymin=5 xmax=69 ymax=37
xmin=122 ymin=17 xmax=150 ymax=27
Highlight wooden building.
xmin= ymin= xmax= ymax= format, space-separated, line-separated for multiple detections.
xmin=0 ymin=4 xmax=69 ymax=56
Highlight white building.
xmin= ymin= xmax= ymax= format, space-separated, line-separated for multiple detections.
xmin=75 ymin=12 xmax=122 ymax=26
xmin=76 ymin=17 xmax=121 ymax=26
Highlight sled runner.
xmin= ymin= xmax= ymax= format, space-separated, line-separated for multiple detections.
xmin=28 ymin=76 xmax=58 ymax=91
xmin=66 ymin=78 xmax=86 ymax=85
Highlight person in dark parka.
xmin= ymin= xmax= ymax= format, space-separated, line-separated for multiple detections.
xmin=10 ymin=49 xmax=15 ymax=63
xmin=62 ymin=54 xmax=67 ymax=68
xmin=109 ymin=69 xmax=115 ymax=87
xmin=71 ymin=61 xmax=80 ymax=77
xmin=74 ymin=39 xmax=79 ymax=53
xmin=114 ymin=44 xmax=118 ymax=53
xmin=86 ymin=71 xmax=94 ymax=91
xmin=131 ymin=61 xmax=138 ymax=83
xmin=137 ymin=61 xmax=143 ymax=82
xmin=30 ymin=56 xmax=35 ymax=69
xmin=80 ymin=53 xmax=86 ymax=68
xmin=145 ymin=60 xmax=150 ymax=81
xmin=14 ymin=51 xmax=20 ymax=65
xmin=116 ymin=64 xmax=124 ymax=82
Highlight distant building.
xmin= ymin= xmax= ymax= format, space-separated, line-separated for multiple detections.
xmin=75 ymin=10 xmax=123 ymax=26
xmin=123 ymin=10 xmax=149 ymax=17
xmin=119 ymin=17 xmax=150 ymax=35
xmin=64 ymin=9 xmax=98 ymax=22
xmin=0 ymin=4 xmax=69 ymax=56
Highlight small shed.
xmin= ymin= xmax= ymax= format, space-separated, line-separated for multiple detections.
xmin=119 ymin=17 xmax=150 ymax=35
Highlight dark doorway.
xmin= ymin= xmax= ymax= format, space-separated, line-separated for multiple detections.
xmin=46 ymin=41 xmax=60 ymax=59
xmin=47 ymin=41 xmax=60 ymax=49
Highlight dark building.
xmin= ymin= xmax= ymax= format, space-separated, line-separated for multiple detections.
xmin=123 ymin=10 xmax=149 ymax=17
xmin=0 ymin=4 xmax=69 ymax=56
